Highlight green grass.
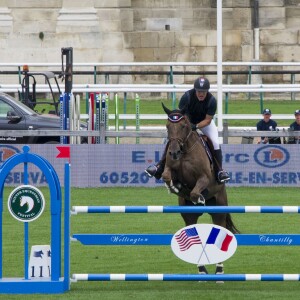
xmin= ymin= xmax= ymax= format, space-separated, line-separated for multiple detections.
xmin=2 ymin=187 xmax=300 ymax=299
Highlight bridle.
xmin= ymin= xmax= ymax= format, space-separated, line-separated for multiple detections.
xmin=167 ymin=113 xmax=196 ymax=155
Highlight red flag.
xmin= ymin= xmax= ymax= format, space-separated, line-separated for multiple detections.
xmin=56 ymin=146 xmax=70 ymax=159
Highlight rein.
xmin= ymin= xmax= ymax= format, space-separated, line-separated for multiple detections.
xmin=182 ymin=130 xmax=198 ymax=153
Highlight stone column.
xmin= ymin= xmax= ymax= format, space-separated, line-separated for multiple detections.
xmin=0 ymin=5 xmax=12 ymax=33
xmin=57 ymin=0 xmax=99 ymax=33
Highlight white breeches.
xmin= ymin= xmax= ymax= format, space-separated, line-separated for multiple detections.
xmin=200 ymin=119 xmax=220 ymax=150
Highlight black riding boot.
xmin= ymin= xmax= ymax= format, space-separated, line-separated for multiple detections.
xmin=145 ymin=161 xmax=165 ymax=180
xmin=214 ymin=149 xmax=230 ymax=183
xmin=145 ymin=143 xmax=168 ymax=180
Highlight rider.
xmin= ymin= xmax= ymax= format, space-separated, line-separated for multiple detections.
xmin=145 ymin=77 xmax=230 ymax=183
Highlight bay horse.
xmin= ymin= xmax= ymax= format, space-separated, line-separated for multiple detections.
xmin=161 ymin=103 xmax=239 ymax=276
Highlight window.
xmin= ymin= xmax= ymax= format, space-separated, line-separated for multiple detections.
xmin=0 ymin=99 xmax=13 ymax=118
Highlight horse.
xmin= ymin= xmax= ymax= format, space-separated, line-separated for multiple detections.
xmin=161 ymin=103 xmax=239 ymax=276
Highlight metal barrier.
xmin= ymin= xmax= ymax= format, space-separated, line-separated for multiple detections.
xmin=71 ymin=205 xmax=300 ymax=282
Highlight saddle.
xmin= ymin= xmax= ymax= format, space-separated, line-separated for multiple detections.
xmin=197 ymin=134 xmax=214 ymax=165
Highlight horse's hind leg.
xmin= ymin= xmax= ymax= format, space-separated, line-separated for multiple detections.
xmin=211 ymin=212 xmax=227 ymax=228
xmin=215 ymin=263 xmax=224 ymax=284
xmin=181 ymin=212 xmax=200 ymax=226
xmin=210 ymin=213 xmax=227 ymax=283
xmin=197 ymin=263 xmax=224 ymax=282
xmin=178 ymin=196 xmax=201 ymax=226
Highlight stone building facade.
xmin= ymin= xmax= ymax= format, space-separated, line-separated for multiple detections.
xmin=0 ymin=0 xmax=299 ymax=84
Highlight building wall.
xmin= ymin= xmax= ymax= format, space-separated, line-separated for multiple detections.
xmin=0 ymin=0 xmax=299 ymax=84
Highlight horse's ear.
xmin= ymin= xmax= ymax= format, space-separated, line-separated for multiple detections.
xmin=161 ymin=102 xmax=172 ymax=115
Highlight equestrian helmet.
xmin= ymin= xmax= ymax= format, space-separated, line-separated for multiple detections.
xmin=194 ymin=77 xmax=210 ymax=91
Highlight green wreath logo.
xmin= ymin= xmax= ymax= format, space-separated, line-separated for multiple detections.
xmin=8 ymin=185 xmax=45 ymax=222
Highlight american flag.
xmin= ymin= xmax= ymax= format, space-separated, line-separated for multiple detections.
xmin=175 ymin=227 xmax=202 ymax=251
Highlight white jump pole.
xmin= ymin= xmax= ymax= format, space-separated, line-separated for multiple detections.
xmin=217 ymin=0 xmax=223 ymax=143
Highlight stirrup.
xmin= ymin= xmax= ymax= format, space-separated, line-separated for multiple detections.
xmin=217 ymin=171 xmax=230 ymax=183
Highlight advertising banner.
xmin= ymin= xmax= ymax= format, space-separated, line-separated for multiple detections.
xmin=0 ymin=144 xmax=299 ymax=187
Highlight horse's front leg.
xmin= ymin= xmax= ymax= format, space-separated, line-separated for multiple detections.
xmin=162 ymin=166 xmax=172 ymax=183
xmin=190 ymin=177 xmax=210 ymax=205
xmin=162 ymin=167 xmax=180 ymax=194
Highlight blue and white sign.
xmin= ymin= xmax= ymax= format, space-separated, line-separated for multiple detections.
xmin=1 ymin=144 xmax=300 ymax=187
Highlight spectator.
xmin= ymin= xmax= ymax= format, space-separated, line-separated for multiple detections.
xmin=288 ymin=109 xmax=300 ymax=144
xmin=256 ymin=108 xmax=281 ymax=144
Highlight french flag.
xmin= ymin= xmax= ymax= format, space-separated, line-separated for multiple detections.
xmin=206 ymin=227 xmax=233 ymax=252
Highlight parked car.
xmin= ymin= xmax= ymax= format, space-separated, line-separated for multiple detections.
xmin=0 ymin=92 xmax=86 ymax=144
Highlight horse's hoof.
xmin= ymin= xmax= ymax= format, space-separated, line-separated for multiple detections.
xmin=198 ymin=194 xmax=205 ymax=205
xmin=198 ymin=265 xmax=208 ymax=283
xmin=198 ymin=265 xmax=208 ymax=274
xmin=191 ymin=194 xmax=205 ymax=205
xmin=215 ymin=263 xmax=224 ymax=284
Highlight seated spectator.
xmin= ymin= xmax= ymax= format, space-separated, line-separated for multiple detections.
xmin=288 ymin=109 xmax=300 ymax=144
xmin=256 ymin=108 xmax=281 ymax=144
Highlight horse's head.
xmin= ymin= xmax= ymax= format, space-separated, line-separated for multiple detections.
xmin=20 ymin=196 xmax=34 ymax=213
xmin=162 ymin=103 xmax=192 ymax=160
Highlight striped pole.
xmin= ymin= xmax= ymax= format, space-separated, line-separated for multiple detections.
xmin=69 ymin=94 xmax=74 ymax=144
xmin=123 ymin=92 xmax=127 ymax=129
xmin=135 ymin=93 xmax=140 ymax=144
xmin=59 ymin=94 xmax=64 ymax=144
xmin=90 ymin=93 xmax=95 ymax=144
xmin=85 ymin=90 xmax=89 ymax=114
xmin=95 ymin=93 xmax=100 ymax=144
xmin=75 ymin=95 xmax=81 ymax=144
xmin=101 ymin=93 xmax=108 ymax=144
xmin=71 ymin=206 xmax=300 ymax=214
xmin=87 ymin=95 xmax=93 ymax=144
xmin=72 ymin=273 xmax=300 ymax=282
xmin=115 ymin=93 xmax=119 ymax=144
xmin=59 ymin=93 xmax=70 ymax=144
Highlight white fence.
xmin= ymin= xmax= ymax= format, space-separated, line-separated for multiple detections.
xmin=1 ymin=61 xmax=299 ymax=144
xmin=1 ymin=83 xmax=300 ymax=94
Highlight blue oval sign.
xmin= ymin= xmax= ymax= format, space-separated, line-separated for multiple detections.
xmin=254 ymin=145 xmax=290 ymax=168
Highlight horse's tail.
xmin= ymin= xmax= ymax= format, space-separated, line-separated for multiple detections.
xmin=226 ymin=213 xmax=240 ymax=234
